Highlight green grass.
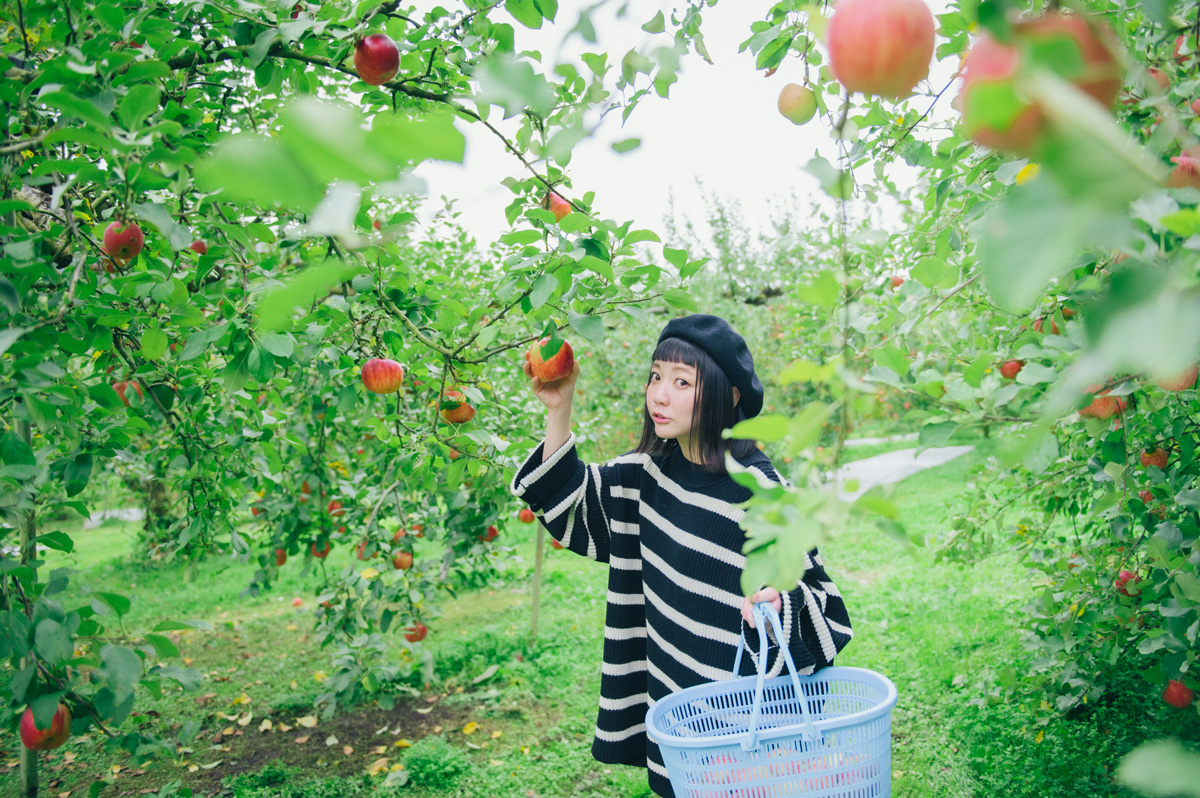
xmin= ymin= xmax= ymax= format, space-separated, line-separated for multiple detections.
xmin=3 ymin=439 xmax=1193 ymax=798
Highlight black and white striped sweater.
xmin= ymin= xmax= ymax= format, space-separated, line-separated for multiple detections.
xmin=511 ymin=434 xmax=854 ymax=798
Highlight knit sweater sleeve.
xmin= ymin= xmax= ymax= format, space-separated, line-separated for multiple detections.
xmin=739 ymin=460 xmax=854 ymax=678
xmin=510 ymin=433 xmax=634 ymax=565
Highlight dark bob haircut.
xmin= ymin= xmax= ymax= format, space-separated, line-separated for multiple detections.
xmin=634 ymin=336 xmax=758 ymax=472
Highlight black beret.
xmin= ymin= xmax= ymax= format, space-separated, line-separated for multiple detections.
xmin=657 ymin=314 xmax=764 ymax=419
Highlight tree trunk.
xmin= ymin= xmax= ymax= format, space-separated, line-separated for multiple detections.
xmin=17 ymin=420 xmax=38 ymax=798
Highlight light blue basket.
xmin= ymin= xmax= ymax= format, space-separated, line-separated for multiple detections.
xmin=646 ymin=602 xmax=898 ymax=798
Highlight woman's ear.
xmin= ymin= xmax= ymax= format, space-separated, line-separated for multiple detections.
xmin=732 ymin=387 xmax=741 ymax=407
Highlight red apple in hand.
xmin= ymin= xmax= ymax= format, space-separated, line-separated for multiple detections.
xmin=1163 ymin=679 xmax=1195 ymax=709
xmin=519 ymin=508 xmax=536 ymax=523
xmin=439 ymin=390 xmax=476 ymax=424
xmin=827 ymin=0 xmax=935 ymax=99
xmin=392 ymin=551 xmax=413 ymax=570
xmin=1000 ymin=360 xmax=1025 ymax=380
xmin=361 ymin=358 xmax=404 ymax=394
xmin=20 ymin=704 xmax=71 ymax=751
xmin=404 ymin=623 xmax=428 ymax=643
xmin=544 ymin=191 xmax=572 ymax=222
xmin=354 ymin=34 xmax=400 ymax=85
xmin=528 ymin=337 xmax=575 ymax=383
xmin=1141 ymin=448 xmax=1169 ymax=469
xmin=103 ymin=221 xmax=144 ymax=261
xmin=1114 ymin=570 xmax=1140 ymax=597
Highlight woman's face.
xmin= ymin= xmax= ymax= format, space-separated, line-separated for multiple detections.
xmin=646 ymin=360 xmax=697 ymax=448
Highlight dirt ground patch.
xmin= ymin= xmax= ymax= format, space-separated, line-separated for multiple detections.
xmin=177 ymin=695 xmax=489 ymax=795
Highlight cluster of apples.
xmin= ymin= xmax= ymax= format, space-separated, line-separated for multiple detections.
xmin=776 ymin=0 xmax=936 ymax=125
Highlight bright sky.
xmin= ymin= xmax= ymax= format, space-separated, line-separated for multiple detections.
xmin=416 ymin=0 xmax=957 ymax=247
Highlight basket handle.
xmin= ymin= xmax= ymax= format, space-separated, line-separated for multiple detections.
xmin=733 ymin=601 xmax=821 ymax=750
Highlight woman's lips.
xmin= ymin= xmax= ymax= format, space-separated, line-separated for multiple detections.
xmin=653 ymin=414 xmax=669 ymax=424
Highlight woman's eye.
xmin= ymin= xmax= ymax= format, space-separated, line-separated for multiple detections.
xmin=675 ymin=379 xmax=689 ymax=388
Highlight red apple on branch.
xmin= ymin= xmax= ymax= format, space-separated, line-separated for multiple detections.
xmin=113 ymin=380 xmax=143 ymax=407
xmin=1140 ymin=448 xmax=1169 ymax=469
xmin=551 ymin=539 xmax=564 ymax=550
xmin=1114 ymin=569 xmax=1140 ymax=597
xmin=1079 ymin=385 xmax=1126 ymax=419
xmin=392 ymin=551 xmax=413 ymax=570
xmin=404 ymin=623 xmax=428 ymax=643
xmin=327 ymin=499 xmax=345 ymax=517
xmin=1000 ymin=360 xmax=1025 ymax=380
xmin=439 ymin=390 xmax=475 ymax=424
xmin=958 ymin=13 xmax=1121 ymax=155
xmin=478 ymin=525 xmax=499 ymax=543
xmin=275 ymin=548 xmax=287 ymax=567
xmin=826 ymin=0 xmax=935 ymax=99
xmin=1154 ymin=362 xmax=1198 ymax=391
xmin=310 ymin=540 xmax=331 ymax=559
xmin=544 ymin=191 xmax=572 ymax=222
xmin=20 ymin=703 xmax=71 ymax=751
xmin=189 ymin=240 xmax=208 ymax=255
xmin=527 ymin=337 xmax=575 ymax=383
xmin=361 ymin=358 xmax=404 ymax=394
xmin=519 ymin=508 xmax=536 ymax=524
xmin=1163 ymin=679 xmax=1195 ymax=709
xmin=103 ymin=220 xmax=145 ymax=261
xmin=777 ymin=83 xmax=818 ymax=124
xmin=353 ymin=34 xmax=400 ymax=85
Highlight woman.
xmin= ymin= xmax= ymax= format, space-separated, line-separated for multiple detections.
xmin=511 ymin=313 xmax=853 ymax=798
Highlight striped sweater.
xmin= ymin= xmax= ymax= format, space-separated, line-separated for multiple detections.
xmin=510 ymin=434 xmax=854 ymax=798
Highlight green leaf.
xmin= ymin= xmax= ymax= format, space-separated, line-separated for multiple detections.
xmin=727 ymin=414 xmax=789 ymax=442
xmin=258 ymin=332 xmax=294 ymax=358
xmin=223 ymin=348 xmax=251 ymax=392
xmin=568 ymin=311 xmax=605 ymax=344
xmin=144 ymin=633 xmax=180 ymax=659
xmin=642 ymin=10 xmax=665 ymax=32
xmin=140 ymin=328 xmax=169 ymax=361
xmin=1175 ymin=572 xmax=1200 ymax=602
xmin=446 ymin=457 xmax=467 ymax=490
xmin=1117 ymin=739 xmax=1200 ymax=797
xmin=663 ymin=247 xmax=687 ymax=269
xmin=918 ymin=421 xmax=958 ymax=449
xmin=36 ymin=531 xmax=74 ymax=553
xmin=97 ymin=644 xmax=143 ymax=701
xmin=612 ymin=138 xmax=641 ymax=153
xmin=1 ymin=431 xmax=35 ymax=465
xmin=787 ymin=402 xmax=837 ymax=454
xmin=1160 ymin=209 xmax=1200 ymax=237
xmin=475 ymin=53 xmax=556 ymax=117
xmin=34 ymin=619 xmax=74 ymax=667
xmin=505 ymin=0 xmax=544 ymax=28
xmin=92 ymin=592 xmax=132 ymax=617
xmin=0 ymin=327 xmax=26 ymax=358
xmin=798 ymin=270 xmax=840 ymax=309
xmin=910 ymin=256 xmax=948 ymax=288
xmin=256 ymin=259 xmax=362 ymax=332
xmin=368 ymin=111 xmax=465 ymax=165
xmin=529 ymin=274 xmax=558 ymax=310
xmin=117 ymin=85 xmax=161 ymax=129
xmin=197 ymin=133 xmax=324 ymax=211
xmin=64 ymin=453 xmax=93 ymax=497
xmin=135 ymin=202 xmax=192 ymax=251
xmin=663 ymin=288 xmax=697 ymax=312
xmin=41 ymin=91 xmax=112 ymax=129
